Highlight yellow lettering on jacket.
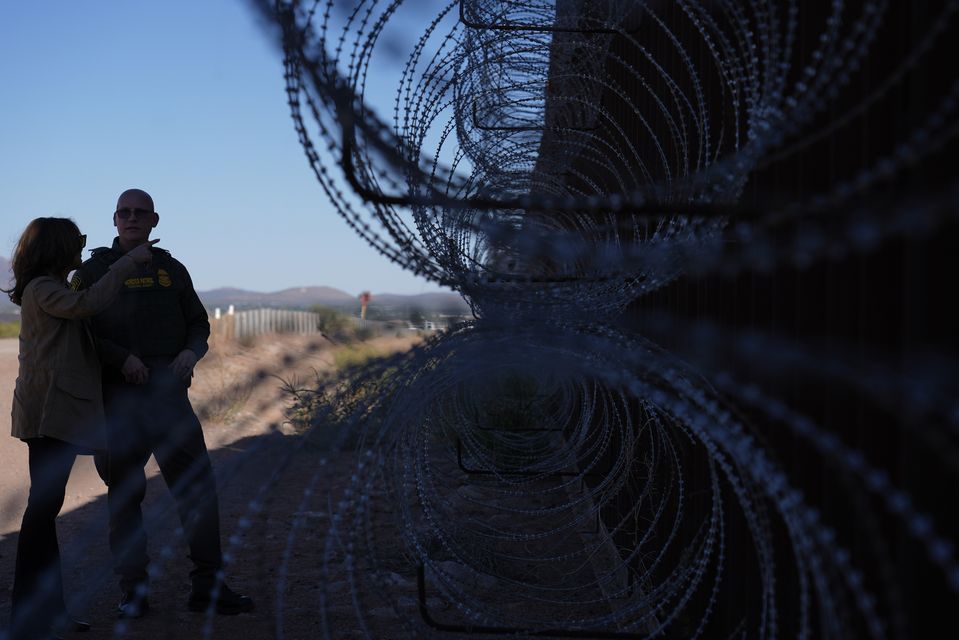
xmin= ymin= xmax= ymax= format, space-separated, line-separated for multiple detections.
xmin=124 ymin=277 xmax=156 ymax=288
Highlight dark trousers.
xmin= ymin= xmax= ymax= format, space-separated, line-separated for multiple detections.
xmin=11 ymin=437 xmax=79 ymax=638
xmin=100 ymin=370 xmax=222 ymax=591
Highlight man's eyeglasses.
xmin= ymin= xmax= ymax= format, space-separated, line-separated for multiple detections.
xmin=78 ymin=234 xmax=86 ymax=249
xmin=115 ymin=207 xmax=155 ymax=220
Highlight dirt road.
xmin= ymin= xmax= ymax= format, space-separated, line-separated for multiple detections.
xmin=0 ymin=333 xmax=423 ymax=639
xmin=0 ymin=333 xmax=324 ymax=536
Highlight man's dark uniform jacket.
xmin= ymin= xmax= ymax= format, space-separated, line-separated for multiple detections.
xmin=71 ymin=238 xmax=209 ymax=378
xmin=71 ymin=237 xmax=224 ymax=595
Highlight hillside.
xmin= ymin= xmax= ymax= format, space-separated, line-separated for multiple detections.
xmin=197 ymin=286 xmax=469 ymax=314
xmin=198 ymin=285 xmax=354 ymax=309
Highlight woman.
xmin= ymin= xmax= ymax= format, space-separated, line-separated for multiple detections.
xmin=2 ymin=217 xmax=156 ymax=639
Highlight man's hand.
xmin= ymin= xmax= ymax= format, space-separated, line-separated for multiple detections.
xmin=121 ymin=354 xmax=149 ymax=385
xmin=169 ymin=349 xmax=198 ymax=383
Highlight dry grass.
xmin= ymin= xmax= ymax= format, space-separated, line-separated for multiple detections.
xmin=0 ymin=322 xmax=19 ymax=339
xmin=278 ymin=336 xmax=416 ymax=434
xmin=190 ymin=332 xmax=421 ymax=432
xmin=193 ymin=367 xmax=254 ymax=423
xmin=332 ymin=340 xmax=388 ymax=369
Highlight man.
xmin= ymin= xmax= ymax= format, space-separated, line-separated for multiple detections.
xmin=72 ymin=188 xmax=252 ymax=618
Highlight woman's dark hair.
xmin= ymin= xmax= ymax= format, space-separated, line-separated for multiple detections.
xmin=2 ymin=217 xmax=83 ymax=306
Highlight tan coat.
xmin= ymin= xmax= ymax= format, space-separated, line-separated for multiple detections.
xmin=10 ymin=255 xmax=136 ymax=450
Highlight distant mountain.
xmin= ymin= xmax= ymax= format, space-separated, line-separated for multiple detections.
xmin=197 ymin=286 xmax=469 ymax=313
xmin=198 ymin=286 xmax=353 ymax=309
xmin=371 ymin=292 xmax=471 ymax=312
xmin=0 ymin=258 xmax=471 ymax=316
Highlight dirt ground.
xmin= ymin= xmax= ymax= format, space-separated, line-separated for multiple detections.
xmin=0 ymin=332 xmax=426 ymax=639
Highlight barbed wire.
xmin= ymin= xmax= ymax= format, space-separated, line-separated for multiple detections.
xmin=237 ymin=0 xmax=959 ymax=637
xmin=6 ymin=2 xmax=951 ymax=638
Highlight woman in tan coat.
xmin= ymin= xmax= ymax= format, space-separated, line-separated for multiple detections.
xmin=3 ymin=217 xmax=155 ymax=640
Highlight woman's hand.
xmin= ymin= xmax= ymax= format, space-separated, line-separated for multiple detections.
xmin=125 ymin=239 xmax=160 ymax=265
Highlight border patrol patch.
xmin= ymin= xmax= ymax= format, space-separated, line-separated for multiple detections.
xmin=158 ymin=269 xmax=172 ymax=287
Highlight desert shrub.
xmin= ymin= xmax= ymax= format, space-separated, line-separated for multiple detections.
xmin=353 ymin=324 xmax=375 ymax=342
xmin=194 ymin=366 xmax=253 ymax=423
xmin=280 ymin=343 xmax=400 ymax=434
xmin=311 ymin=304 xmax=351 ymax=337
xmin=332 ymin=341 xmax=384 ymax=370
xmin=277 ymin=369 xmax=327 ymax=433
xmin=280 ymin=362 xmax=397 ymax=435
xmin=197 ymin=382 xmax=252 ymax=423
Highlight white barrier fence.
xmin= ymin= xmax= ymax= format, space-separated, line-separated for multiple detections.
xmin=210 ymin=307 xmax=323 ymax=342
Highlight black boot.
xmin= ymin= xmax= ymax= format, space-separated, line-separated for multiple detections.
xmin=51 ymin=614 xmax=92 ymax=634
xmin=187 ymin=580 xmax=254 ymax=615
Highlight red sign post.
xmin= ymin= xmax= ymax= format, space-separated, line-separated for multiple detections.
xmin=359 ymin=291 xmax=372 ymax=320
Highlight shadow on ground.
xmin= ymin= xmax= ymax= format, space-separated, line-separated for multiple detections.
xmin=0 ymin=424 xmax=356 ymax=640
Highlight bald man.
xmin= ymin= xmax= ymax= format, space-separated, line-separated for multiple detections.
xmin=72 ymin=189 xmax=253 ymax=618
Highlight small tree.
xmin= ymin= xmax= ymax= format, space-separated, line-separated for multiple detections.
xmin=311 ymin=304 xmax=350 ymax=336
xmin=408 ymin=306 xmax=425 ymax=328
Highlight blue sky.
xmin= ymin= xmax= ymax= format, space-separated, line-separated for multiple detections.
xmin=0 ymin=0 xmax=445 ymax=295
